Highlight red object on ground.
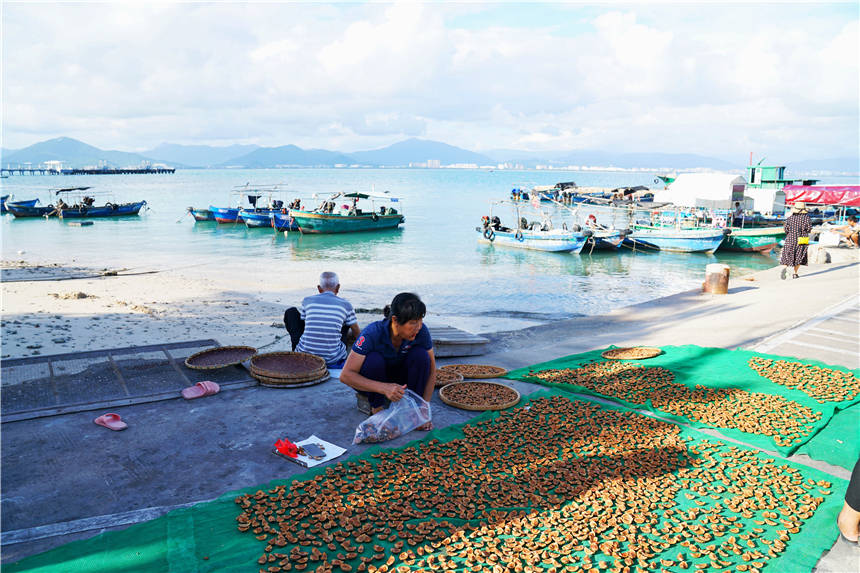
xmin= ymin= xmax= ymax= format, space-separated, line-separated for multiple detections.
xmin=181 ymin=380 xmax=220 ymax=399
xmin=783 ymin=185 xmax=860 ymax=207
xmin=94 ymin=413 xmax=128 ymax=431
xmin=274 ymin=439 xmax=298 ymax=458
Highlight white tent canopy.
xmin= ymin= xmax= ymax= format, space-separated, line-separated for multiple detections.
xmin=653 ymin=173 xmax=747 ymax=209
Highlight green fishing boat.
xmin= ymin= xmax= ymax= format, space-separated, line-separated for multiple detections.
xmin=721 ymin=226 xmax=785 ymax=253
xmin=289 ymin=192 xmax=404 ymax=234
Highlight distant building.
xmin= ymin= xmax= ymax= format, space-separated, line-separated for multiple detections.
xmin=427 ymin=159 xmax=441 ymax=168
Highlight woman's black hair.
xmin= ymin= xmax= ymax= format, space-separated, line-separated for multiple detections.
xmin=383 ymin=292 xmax=426 ymax=323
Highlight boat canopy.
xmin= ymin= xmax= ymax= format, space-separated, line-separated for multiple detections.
xmin=783 ymin=185 xmax=860 ymax=207
xmin=54 ymin=187 xmax=92 ymax=195
xmin=652 ymin=173 xmax=747 ymax=209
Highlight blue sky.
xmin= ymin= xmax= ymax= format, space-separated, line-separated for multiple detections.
xmin=2 ymin=2 xmax=858 ymax=163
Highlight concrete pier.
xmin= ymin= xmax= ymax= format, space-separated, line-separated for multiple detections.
xmin=1 ymin=262 xmax=858 ymax=568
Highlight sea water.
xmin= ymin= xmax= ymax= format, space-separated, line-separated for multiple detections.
xmin=0 ymin=168 xmax=837 ymax=332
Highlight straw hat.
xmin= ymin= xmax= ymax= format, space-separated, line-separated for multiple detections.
xmin=791 ymin=201 xmax=808 ymax=213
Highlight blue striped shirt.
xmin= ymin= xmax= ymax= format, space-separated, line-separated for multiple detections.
xmin=296 ymin=292 xmax=357 ymax=365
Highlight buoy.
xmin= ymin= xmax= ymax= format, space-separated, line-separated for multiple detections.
xmin=703 ymin=263 xmax=730 ymax=294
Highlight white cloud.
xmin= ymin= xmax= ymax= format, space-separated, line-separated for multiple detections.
xmin=2 ymin=3 xmax=857 ymax=161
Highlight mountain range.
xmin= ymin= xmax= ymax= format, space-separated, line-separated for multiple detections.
xmin=1 ymin=136 xmax=857 ymax=174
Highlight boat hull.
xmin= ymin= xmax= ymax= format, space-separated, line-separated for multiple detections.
xmin=189 ymin=208 xmax=215 ymax=221
xmin=6 ymin=202 xmax=51 ymax=217
xmin=2 ymin=198 xmax=39 ymax=214
xmin=720 ymin=228 xmax=785 ymax=253
xmin=478 ymin=228 xmax=588 ymax=253
xmin=240 ymin=210 xmax=275 ymax=228
xmin=210 ymin=206 xmax=241 ymax=224
xmin=290 ymin=210 xmax=404 ymax=233
xmin=587 ymin=230 xmax=624 ymax=250
xmin=58 ymin=201 xmax=146 ymax=218
xmin=627 ymin=228 xmax=725 ymax=253
xmin=271 ymin=212 xmax=300 ymax=232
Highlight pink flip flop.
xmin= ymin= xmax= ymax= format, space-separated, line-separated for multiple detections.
xmin=94 ymin=413 xmax=128 ymax=431
xmin=181 ymin=380 xmax=220 ymax=400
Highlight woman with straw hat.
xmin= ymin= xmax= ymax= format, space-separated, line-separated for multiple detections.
xmin=780 ymin=201 xmax=812 ymax=279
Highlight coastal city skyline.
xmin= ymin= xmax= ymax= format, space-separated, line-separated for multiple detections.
xmin=3 ymin=2 xmax=858 ymax=164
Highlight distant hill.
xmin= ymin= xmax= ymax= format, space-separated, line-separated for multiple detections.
xmin=224 ymin=145 xmax=355 ymax=168
xmin=2 ymin=137 xmax=164 ymax=169
xmin=350 ymin=138 xmax=494 ymax=166
xmin=145 ymin=143 xmax=260 ymax=168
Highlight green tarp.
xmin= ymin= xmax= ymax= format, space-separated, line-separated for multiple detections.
xmin=8 ymin=390 xmax=847 ymax=573
xmin=505 ymin=345 xmax=859 ymax=462
xmin=796 ymin=403 xmax=860 ymax=470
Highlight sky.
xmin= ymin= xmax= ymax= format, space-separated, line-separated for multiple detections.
xmin=2 ymin=2 xmax=858 ymax=162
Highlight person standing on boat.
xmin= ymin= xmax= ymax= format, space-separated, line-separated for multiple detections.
xmin=340 ymin=293 xmax=436 ymax=427
xmin=283 ymin=272 xmax=360 ymax=368
xmin=780 ymin=202 xmax=812 ymax=280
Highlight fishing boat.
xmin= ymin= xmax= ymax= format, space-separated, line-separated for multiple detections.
xmin=2 ymin=197 xmax=41 ymax=215
xmin=271 ymin=211 xmax=300 ymax=232
xmin=208 ymin=183 xmax=289 ymax=224
xmin=720 ymin=227 xmax=785 ymax=253
xmin=626 ymin=226 xmax=727 ymax=253
xmin=477 ymin=200 xmax=590 ymax=253
xmin=587 ymin=229 xmax=625 ymax=250
xmin=5 ymin=199 xmax=55 ymax=218
xmin=289 ymin=192 xmax=404 ymax=234
xmin=187 ymin=207 xmax=215 ymax=221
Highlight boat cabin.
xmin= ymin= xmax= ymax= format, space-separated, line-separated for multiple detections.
xmin=744 ymin=164 xmax=818 ymax=215
xmin=652 ymin=173 xmax=747 ymax=210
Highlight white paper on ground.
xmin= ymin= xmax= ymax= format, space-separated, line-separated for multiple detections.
xmin=295 ymin=434 xmax=347 ymax=468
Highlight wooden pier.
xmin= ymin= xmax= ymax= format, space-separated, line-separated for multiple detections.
xmin=1 ymin=167 xmax=175 ymax=176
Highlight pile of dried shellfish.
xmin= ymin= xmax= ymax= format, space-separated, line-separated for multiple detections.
xmin=531 ymin=363 xmax=822 ymax=446
xmin=236 ymin=395 xmax=831 ymax=573
xmin=748 ymin=357 xmax=860 ymax=403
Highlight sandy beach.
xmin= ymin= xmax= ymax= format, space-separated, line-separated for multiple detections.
xmin=0 ymin=259 xmax=390 ymax=360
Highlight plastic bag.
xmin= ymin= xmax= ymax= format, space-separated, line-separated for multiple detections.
xmin=353 ymin=389 xmax=431 ymax=444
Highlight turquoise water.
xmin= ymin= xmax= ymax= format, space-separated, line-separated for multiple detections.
xmin=0 ymin=168 xmax=809 ymax=328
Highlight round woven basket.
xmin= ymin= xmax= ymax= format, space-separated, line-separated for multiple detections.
xmin=435 ymin=369 xmax=464 ymax=387
xmin=601 ymin=347 xmax=663 ymax=360
xmin=250 ymin=363 xmax=327 ymax=384
xmin=250 ymin=351 xmax=326 ymax=379
xmin=254 ymin=372 xmax=330 ymax=388
xmin=439 ymin=364 xmax=508 ymax=379
xmin=184 ymin=345 xmax=258 ymax=371
xmin=439 ymin=381 xmax=520 ymax=411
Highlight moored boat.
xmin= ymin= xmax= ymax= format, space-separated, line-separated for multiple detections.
xmin=209 ymin=183 xmax=289 ymax=224
xmin=58 ymin=201 xmax=146 ymax=218
xmin=187 ymin=207 xmax=215 ymax=221
xmin=289 ymin=192 xmax=404 ymax=234
xmin=478 ymin=225 xmax=589 ymax=253
xmin=720 ymin=227 xmax=785 ymax=253
xmin=5 ymin=200 xmax=54 ymax=218
xmin=626 ymin=226 xmax=727 ymax=253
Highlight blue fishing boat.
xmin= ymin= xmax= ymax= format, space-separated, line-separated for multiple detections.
xmin=208 ymin=183 xmax=289 ymax=224
xmin=5 ymin=200 xmax=55 ymax=218
xmin=289 ymin=192 xmax=404 ymax=234
xmin=271 ymin=211 xmax=300 ymax=232
xmin=587 ymin=229 xmax=625 ymax=250
xmin=239 ymin=210 xmax=276 ymax=228
xmin=626 ymin=226 xmax=727 ymax=253
xmin=58 ymin=201 xmax=146 ymax=218
xmin=2 ymin=197 xmax=40 ymax=214
xmin=187 ymin=207 xmax=215 ymax=221
xmin=478 ymin=226 xmax=589 ymax=252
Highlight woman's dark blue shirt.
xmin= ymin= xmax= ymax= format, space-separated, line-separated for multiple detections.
xmin=351 ymin=318 xmax=433 ymax=366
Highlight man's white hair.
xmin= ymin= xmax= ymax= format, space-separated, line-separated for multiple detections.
xmin=319 ymin=271 xmax=339 ymax=291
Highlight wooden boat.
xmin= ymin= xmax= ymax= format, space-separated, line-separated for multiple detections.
xmin=5 ymin=200 xmax=55 ymax=218
xmin=209 ymin=183 xmax=289 ymax=224
xmin=58 ymin=200 xmax=146 ymax=218
xmin=187 ymin=207 xmax=215 ymax=221
xmin=239 ymin=210 xmax=276 ymax=228
xmin=289 ymin=192 xmax=404 ymax=234
xmin=720 ymin=227 xmax=785 ymax=253
xmin=3 ymin=198 xmax=41 ymax=215
xmin=271 ymin=212 xmax=300 ymax=232
xmin=587 ymin=229 xmax=625 ymax=250
xmin=478 ymin=225 xmax=589 ymax=252
xmin=626 ymin=225 xmax=727 ymax=253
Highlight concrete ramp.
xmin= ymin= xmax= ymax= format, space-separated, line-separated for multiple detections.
xmin=428 ymin=324 xmax=490 ymax=357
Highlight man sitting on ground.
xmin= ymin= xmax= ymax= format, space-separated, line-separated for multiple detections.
xmin=835 ymin=215 xmax=860 ymax=247
xmin=283 ymin=272 xmax=360 ymax=368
